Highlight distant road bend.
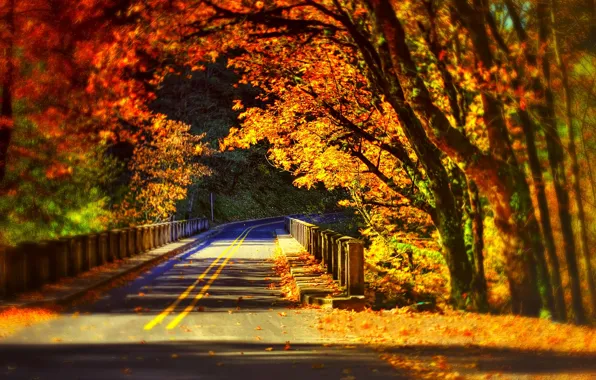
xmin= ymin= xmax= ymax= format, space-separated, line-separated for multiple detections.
xmin=0 ymin=218 xmax=395 ymax=379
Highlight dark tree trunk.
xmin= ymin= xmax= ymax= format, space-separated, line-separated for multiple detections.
xmin=468 ymin=180 xmax=488 ymax=312
xmin=538 ymin=1 xmax=587 ymax=324
xmin=549 ymin=0 xmax=596 ymax=320
xmin=518 ymin=111 xmax=563 ymax=320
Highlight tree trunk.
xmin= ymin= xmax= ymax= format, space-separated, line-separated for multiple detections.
xmin=500 ymin=0 xmax=564 ymax=320
xmin=468 ymin=180 xmax=488 ymax=312
xmin=538 ymin=1 xmax=587 ymax=324
xmin=549 ymin=0 xmax=596 ymax=320
xmin=0 ymin=0 xmax=15 ymax=184
xmin=520 ymin=111 xmax=564 ymax=320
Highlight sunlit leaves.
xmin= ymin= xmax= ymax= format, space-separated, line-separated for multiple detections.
xmin=115 ymin=116 xmax=211 ymax=224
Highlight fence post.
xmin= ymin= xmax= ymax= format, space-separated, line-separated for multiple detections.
xmin=347 ymin=239 xmax=364 ymax=296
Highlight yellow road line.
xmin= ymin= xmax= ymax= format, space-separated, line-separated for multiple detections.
xmin=166 ymin=221 xmax=279 ymax=330
xmin=143 ymin=228 xmax=251 ymax=330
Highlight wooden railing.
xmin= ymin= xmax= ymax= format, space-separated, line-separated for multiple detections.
xmin=284 ymin=217 xmax=364 ymax=296
xmin=0 ymin=218 xmax=209 ymax=299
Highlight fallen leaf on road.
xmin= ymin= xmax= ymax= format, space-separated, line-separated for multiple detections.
xmin=265 ymin=347 xmax=273 ymax=351
xmin=140 ymin=340 xmax=146 ymax=344
xmin=209 ymin=351 xmax=216 ymax=356
xmin=138 ymin=292 xmax=145 ymax=297
xmin=134 ymin=306 xmax=143 ymax=313
xmin=197 ymin=306 xmax=205 ymax=312
xmin=171 ymin=354 xmax=178 ymax=359
xmin=278 ymin=312 xmax=287 ymax=317
xmin=255 ymin=336 xmax=262 ymax=341
xmin=312 ymin=363 xmax=325 ymax=369
xmin=72 ymin=312 xmax=79 ymax=318
xmin=122 ymin=368 xmax=132 ymax=375
xmin=284 ymin=341 xmax=291 ymax=350
xmin=255 ymin=326 xmax=262 ymax=330
xmin=51 ymin=337 xmax=62 ymax=342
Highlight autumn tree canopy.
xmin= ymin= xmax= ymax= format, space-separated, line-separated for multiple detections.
xmin=1 ymin=0 xmax=595 ymax=324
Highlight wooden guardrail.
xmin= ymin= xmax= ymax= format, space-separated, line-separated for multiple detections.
xmin=0 ymin=218 xmax=209 ymax=299
xmin=284 ymin=217 xmax=364 ymax=296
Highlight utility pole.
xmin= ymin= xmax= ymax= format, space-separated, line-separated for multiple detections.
xmin=210 ymin=193 xmax=214 ymax=222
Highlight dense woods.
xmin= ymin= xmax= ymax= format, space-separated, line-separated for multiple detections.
xmin=0 ymin=0 xmax=595 ymax=324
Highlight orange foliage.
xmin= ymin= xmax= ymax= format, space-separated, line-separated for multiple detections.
xmin=114 ymin=116 xmax=211 ymax=224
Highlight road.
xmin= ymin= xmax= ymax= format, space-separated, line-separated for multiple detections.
xmin=0 ymin=218 xmax=398 ymax=379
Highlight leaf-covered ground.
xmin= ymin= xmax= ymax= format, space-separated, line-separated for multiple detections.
xmin=0 ymin=307 xmax=59 ymax=339
xmin=317 ymin=308 xmax=596 ymax=379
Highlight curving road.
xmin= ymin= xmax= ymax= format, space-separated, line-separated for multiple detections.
xmin=0 ymin=218 xmax=397 ymax=379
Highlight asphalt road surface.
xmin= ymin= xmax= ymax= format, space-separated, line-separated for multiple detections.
xmin=0 ymin=218 xmax=398 ymax=379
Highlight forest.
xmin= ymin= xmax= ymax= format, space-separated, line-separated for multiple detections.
xmin=0 ymin=0 xmax=595 ymax=326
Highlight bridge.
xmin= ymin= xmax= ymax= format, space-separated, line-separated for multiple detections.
xmin=0 ymin=216 xmax=388 ymax=379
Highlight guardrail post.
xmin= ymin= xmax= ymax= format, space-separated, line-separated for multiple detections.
xmin=161 ymin=224 xmax=168 ymax=245
xmin=6 ymin=246 xmax=27 ymax=294
xmin=25 ymin=242 xmax=47 ymax=290
xmin=0 ymin=246 xmax=6 ymax=297
xmin=347 ymin=239 xmax=364 ymax=296
xmin=52 ymin=239 xmax=70 ymax=281
xmin=84 ymin=234 xmax=98 ymax=270
xmin=149 ymin=225 xmax=157 ymax=248
xmin=68 ymin=236 xmax=84 ymax=276
xmin=119 ymin=229 xmax=128 ymax=258
xmin=311 ymin=227 xmax=321 ymax=260
xmin=320 ymin=231 xmax=329 ymax=269
xmin=128 ymin=228 xmax=137 ymax=256
xmin=337 ymin=237 xmax=351 ymax=288
xmin=98 ymin=233 xmax=108 ymax=265
xmin=108 ymin=230 xmax=120 ymax=262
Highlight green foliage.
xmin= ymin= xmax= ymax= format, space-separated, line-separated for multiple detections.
xmin=0 ymin=118 xmax=116 ymax=246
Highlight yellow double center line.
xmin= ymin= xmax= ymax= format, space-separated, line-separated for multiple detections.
xmin=144 ymin=221 xmax=279 ymax=331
